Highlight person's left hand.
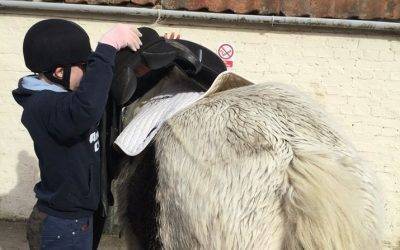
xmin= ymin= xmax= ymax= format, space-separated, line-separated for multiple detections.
xmin=164 ymin=32 xmax=181 ymax=40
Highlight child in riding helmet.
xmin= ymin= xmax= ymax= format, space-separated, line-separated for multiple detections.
xmin=12 ymin=19 xmax=142 ymax=249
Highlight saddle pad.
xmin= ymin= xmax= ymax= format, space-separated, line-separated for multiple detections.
xmin=114 ymin=92 xmax=203 ymax=156
xmin=114 ymin=71 xmax=254 ymax=156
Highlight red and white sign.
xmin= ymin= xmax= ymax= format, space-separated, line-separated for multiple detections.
xmin=218 ymin=44 xmax=234 ymax=60
xmin=217 ymin=44 xmax=235 ymax=70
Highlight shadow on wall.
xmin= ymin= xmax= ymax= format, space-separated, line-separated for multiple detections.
xmin=0 ymin=150 xmax=38 ymax=220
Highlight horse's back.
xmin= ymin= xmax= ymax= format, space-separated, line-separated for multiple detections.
xmin=155 ymin=83 xmax=382 ymax=249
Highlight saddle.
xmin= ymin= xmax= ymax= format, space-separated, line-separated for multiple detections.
xmin=111 ymin=27 xmax=226 ymax=106
xmin=98 ymin=27 xmax=227 ymax=214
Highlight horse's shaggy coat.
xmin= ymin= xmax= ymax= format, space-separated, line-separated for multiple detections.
xmin=115 ymin=69 xmax=382 ymax=249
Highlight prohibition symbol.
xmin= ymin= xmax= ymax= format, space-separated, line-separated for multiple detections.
xmin=218 ymin=44 xmax=234 ymax=60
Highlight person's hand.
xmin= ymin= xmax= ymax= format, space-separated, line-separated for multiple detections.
xmin=100 ymin=24 xmax=142 ymax=51
xmin=164 ymin=32 xmax=180 ymax=40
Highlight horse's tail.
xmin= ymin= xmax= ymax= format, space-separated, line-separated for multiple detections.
xmin=282 ymin=149 xmax=382 ymax=250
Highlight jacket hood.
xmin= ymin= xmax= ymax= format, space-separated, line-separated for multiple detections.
xmin=12 ymin=75 xmax=67 ymax=107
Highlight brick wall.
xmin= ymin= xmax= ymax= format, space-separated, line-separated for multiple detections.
xmin=0 ymin=13 xmax=399 ymax=248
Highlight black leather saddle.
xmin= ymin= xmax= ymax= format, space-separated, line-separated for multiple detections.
xmin=110 ymin=27 xmax=226 ymax=106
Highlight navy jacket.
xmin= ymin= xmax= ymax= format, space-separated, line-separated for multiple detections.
xmin=12 ymin=43 xmax=117 ymax=219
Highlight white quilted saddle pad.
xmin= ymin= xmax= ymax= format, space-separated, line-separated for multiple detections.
xmin=114 ymin=71 xmax=253 ymax=156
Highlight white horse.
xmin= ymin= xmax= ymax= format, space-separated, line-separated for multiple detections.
xmin=115 ymin=68 xmax=383 ymax=250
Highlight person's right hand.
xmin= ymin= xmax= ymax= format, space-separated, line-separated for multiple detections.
xmin=100 ymin=24 xmax=142 ymax=51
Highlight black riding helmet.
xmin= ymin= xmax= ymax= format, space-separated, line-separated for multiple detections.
xmin=23 ymin=19 xmax=92 ymax=90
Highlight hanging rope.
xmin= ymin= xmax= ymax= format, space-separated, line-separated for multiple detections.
xmin=151 ymin=0 xmax=163 ymax=26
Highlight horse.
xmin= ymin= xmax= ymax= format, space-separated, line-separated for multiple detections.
xmin=104 ymin=32 xmax=383 ymax=249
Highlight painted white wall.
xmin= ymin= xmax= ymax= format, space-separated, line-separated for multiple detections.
xmin=0 ymin=13 xmax=399 ymax=248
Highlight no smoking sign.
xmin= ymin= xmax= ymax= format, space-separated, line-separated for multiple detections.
xmin=218 ymin=44 xmax=234 ymax=59
xmin=217 ymin=44 xmax=234 ymax=69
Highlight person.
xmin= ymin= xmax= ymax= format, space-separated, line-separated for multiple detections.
xmin=12 ymin=19 xmax=142 ymax=249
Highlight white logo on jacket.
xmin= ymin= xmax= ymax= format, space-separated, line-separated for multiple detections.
xmin=89 ymin=131 xmax=100 ymax=152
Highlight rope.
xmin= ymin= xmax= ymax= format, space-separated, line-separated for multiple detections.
xmin=151 ymin=0 xmax=163 ymax=26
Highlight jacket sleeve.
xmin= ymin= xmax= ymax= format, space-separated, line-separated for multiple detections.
xmin=45 ymin=43 xmax=117 ymax=142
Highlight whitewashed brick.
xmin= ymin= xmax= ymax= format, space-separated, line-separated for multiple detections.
xmin=374 ymin=70 xmax=392 ymax=80
xmin=382 ymin=127 xmax=399 ymax=137
xmin=333 ymin=48 xmax=352 ymax=59
xmin=349 ymin=98 xmax=371 ymax=115
xmin=391 ymin=72 xmax=400 ymax=81
xmin=358 ymin=38 xmax=391 ymax=50
xmin=390 ymin=41 xmax=400 ymax=53
xmin=362 ymin=49 xmax=380 ymax=60
xmin=354 ymin=69 xmax=374 ymax=80
xmin=379 ymin=50 xmax=396 ymax=62
xmin=335 ymin=37 xmax=360 ymax=49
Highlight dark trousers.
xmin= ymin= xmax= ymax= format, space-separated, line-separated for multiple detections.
xmin=27 ymin=205 xmax=93 ymax=250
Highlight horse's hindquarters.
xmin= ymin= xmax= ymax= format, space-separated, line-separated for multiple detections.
xmin=117 ymin=81 xmax=382 ymax=249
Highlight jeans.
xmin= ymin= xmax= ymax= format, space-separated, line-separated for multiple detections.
xmin=27 ymin=205 xmax=93 ymax=250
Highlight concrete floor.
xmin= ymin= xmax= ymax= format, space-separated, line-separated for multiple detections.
xmin=0 ymin=220 xmax=125 ymax=250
